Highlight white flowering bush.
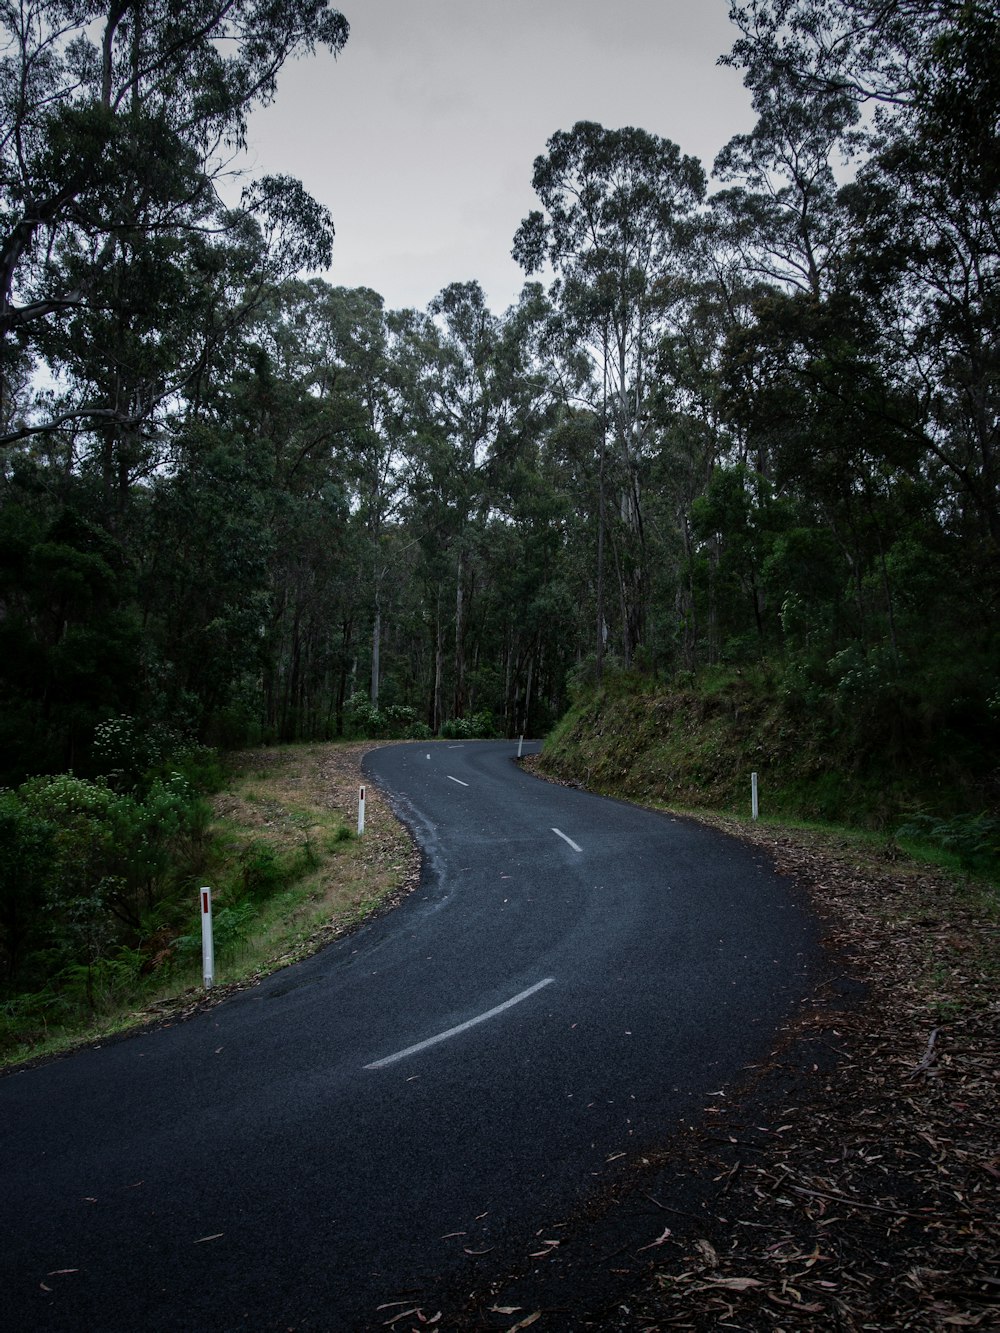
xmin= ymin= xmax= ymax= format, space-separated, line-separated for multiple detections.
xmin=92 ymin=714 xmax=183 ymax=789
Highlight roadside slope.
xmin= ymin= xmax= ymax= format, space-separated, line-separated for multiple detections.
xmin=543 ymin=671 xmax=998 ymax=828
xmin=465 ymin=756 xmax=998 ymax=1328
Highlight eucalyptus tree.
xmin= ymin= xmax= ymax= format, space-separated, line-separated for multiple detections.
xmin=138 ymin=412 xmax=278 ymax=739
xmin=711 ymin=67 xmax=857 ymax=302
xmin=717 ymin=0 xmax=1000 ymax=747
xmin=845 ymin=6 xmax=1000 ymax=561
xmin=712 ymin=6 xmax=917 ymax=673
xmin=721 ymin=0 xmax=1000 ymax=549
xmin=245 ymin=278 xmax=410 ymax=717
xmin=0 ymin=0 xmax=347 ymax=450
xmin=465 ymin=282 xmax=571 ymax=731
xmin=721 ymin=0 xmax=973 ymax=110
xmin=398 ymin=281 xmax=508 ymax=726
xmin=722 ymin=1 xmax=1000 ymax=546
xmin=199 ymin=277 xmax=411 ymax=741
xmin=0 ymin=2 xmax=350 ymax=759
xmin=325 ymin=287 xmax=412 ymax=712
xmin=513 ymin=121 xmax=706 ymax=670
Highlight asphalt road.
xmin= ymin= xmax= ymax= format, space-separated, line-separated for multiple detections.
xmin=1 ymin=740 xmax=821 ymax=1330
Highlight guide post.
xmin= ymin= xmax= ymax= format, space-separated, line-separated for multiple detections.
xmin=200 ymin=886 xmax=215 ymax=989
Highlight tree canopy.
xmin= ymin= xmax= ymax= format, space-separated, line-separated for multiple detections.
xmin=0 ymin=0 xmax=995 ymax=803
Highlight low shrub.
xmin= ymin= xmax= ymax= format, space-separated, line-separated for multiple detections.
xmin=896 ymin=812 xmax=1000 ymax=877
xmin=440 ymin=711 xmax=498 ymax=740
xmin=0 ymin=771 xmax=209 ymax=996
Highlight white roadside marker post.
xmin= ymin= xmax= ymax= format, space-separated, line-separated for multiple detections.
xmin=751 ymin=772 xmax=759 ymax=821
xmin=518 ymin=734 xmax=524 ymax=759
xmin=358 ymin=785 xmax=366 ymax=837
xmin=200 ymin=887 xmax=215 ymax=989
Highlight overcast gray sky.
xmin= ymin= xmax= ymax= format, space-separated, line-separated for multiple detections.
xmin=245 ymin=0 xmax=753 ymax=314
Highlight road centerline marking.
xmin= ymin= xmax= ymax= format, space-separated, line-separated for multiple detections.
xmin=552 ymin=827 xmax=582 ymax=853
xmin=447 ymin=775 xmax=469 ymax=786
xmin=363 ymin=978 xmax=555 ymax=1070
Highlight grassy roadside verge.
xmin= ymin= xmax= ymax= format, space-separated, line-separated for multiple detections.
xmin=1 ymin=741 xmax=418 ymax=1070
xmin=462 ymin=758 xmax=998 ymax=1331
xmin=542 ymin=669 xmax=998 ymax=834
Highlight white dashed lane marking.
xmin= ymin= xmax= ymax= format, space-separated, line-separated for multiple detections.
xmin=552 ymin=828 xmax=582 ymax=853
xmin=364 ymin=978 xmax=556 ymax=1070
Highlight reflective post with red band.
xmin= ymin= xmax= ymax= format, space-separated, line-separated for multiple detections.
xmin=200 ymin=886 xmax=215 ymax=989
xmin=357 ymin=785 xmax=366 ymax=838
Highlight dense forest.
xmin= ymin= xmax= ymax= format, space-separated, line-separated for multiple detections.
xmin=2 ymin=0 xmax=998 ymax=771
xmin=0 ymin=3 xmax=998 ymax=997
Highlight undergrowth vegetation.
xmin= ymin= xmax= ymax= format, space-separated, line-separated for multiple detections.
xmin=542 ymin=664 xmax=1000 ymax=880
xmin=0 ymin=738 xmax=414 ymax=1066
xmin=342 ymin=692 xmax=498 ymax=742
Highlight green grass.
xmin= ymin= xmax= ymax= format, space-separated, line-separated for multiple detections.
xmin=543 ymin=667 xmax=999 ymax=849
xmin=0 ymin=743 xmax=413 ymax=1069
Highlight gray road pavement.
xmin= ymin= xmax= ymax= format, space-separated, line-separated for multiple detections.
xmin=0 ymin=740 xmax=821 ymax=1330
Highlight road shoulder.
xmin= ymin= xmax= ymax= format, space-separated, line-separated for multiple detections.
xmin=446 ymin=777 xmax=998 ymax=1330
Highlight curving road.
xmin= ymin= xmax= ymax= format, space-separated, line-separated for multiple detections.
xmin=0 ymin=740 xmax=820 ymax=1330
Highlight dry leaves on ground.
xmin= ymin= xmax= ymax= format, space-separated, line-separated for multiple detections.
xmin=624 ymin=818 xmax=999 ymax=1331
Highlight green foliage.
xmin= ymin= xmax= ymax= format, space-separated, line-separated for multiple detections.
xmin=544 ymin=664 xmax=997 ymax=832
xmin=343 ymin=693 xmax=389 ymax=738
xmin=239 ymin=841 xmax=283 ymax=900
xmin=212 ymin=902 xmax=258 ymax=957
xmin=1 ymin=0 xmax=998 ymax=1066
xmin=0 ymin=503 xmax=144 ymax=783
xmin=566 ymin=656 xmax=604 ymax=702
xmin=896 ymin=814 xmax=1000 ymax=878
xmin=0 ymin=984 xmax=71 ymax=1052
xmin=174 ymin=901 xmax=257 ymax=965
xmin=167 ymin=746 xmax=228 ymax=797
xmin=385 ymin=704 xmax=419 ymax=735
xmin=0 ymin=772 xmax=209 ymax=993
xmin=828 ymin=642 xmax=900 ymax=717
xmin=440 ymin=712 xmax=499 ymax=740
xmin=55 ymin=947 xmax=145 ymax=1016
xmin=344 ymin=695 xmax=438 ymax=740
xmin=0 ymin=791 xmax=55 ymax=982
xmin=92 ymin=715 xmax=188 ymax=791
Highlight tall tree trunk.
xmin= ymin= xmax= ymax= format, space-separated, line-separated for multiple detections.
xmin=596 ymin=417 xmax=607 ymax=683
xmin=433 ymin=590 xmax=444 ymax=733
xmin=522 ymin=647 xmax=534 ymax=736
xmin=618 ymin=458 xmax=647 ymax=666
xmin=453 ymin=548 xmax=465 ymax=718
xmin=503 ymin=631 xmax=513 ymax=734
xmin=678 ymin=509 xmax=698 ymax=671
xmin=335 ymin=616 xmax=352 ymax=738
xmin=282 ymin=611 xmax=301 ymax=743
xmin=370 ymin=599 xmax=381 ymax=709
xmin=468 ymin=640 xmax=480 ymax=713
